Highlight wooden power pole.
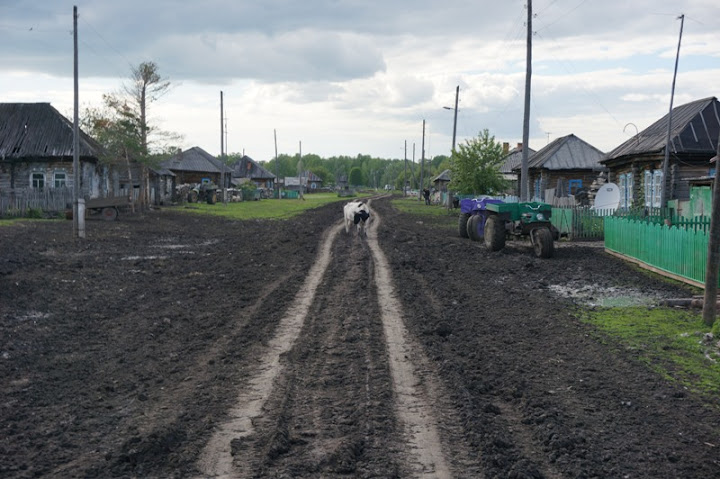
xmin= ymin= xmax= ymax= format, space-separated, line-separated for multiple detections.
xmin=72 ymin=5 xmax=84 ymax=238
xmin=520 ymin=0 xmax=532 ymax=202
xmin=703 ymin=131 xmax=720 ymax=326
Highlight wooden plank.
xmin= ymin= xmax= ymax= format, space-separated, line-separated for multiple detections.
xmin=604 ymin=248 xmax=704 ymax=289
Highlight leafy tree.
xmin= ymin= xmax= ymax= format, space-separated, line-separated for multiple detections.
xmin=348 ymin=167 xmax=363 ymax=186
xmin=86 ymin=61 xmax=179 ymax=208
xmin=449 ymin=129 xmax=507 ymax=195
xmin=309 ymin=165 xmax=332 ymax=185
xmin=83 ymin=100 xmax=143 ymax=206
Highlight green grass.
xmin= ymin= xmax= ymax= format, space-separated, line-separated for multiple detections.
xmin=173 ymin=193 xmax=347 ymax=220
xmin=581 ymin=307 xmax=720 ymax=397
xmin=391 ymin=197 xmax=454 ymax=217
xmin=0 ymin=217 xmax=56 ymax=227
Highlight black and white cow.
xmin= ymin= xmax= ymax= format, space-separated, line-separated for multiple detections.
xmin=344 ymin=200 xmax=371 ymax=236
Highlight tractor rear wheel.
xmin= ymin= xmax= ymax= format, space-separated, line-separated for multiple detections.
xmin=467 ymin=214 xmax=484 ymax=241
xmin=484 ymin=215 xmax=506 ymax=251
xmin=533 ymin=227 xmax=554 ymax=258
xmin=458 ymin=213 xmax=470 ymax=238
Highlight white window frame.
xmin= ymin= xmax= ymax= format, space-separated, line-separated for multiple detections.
xmin=53 ymin=171 xmax=67 ymax=188
xmin=652 ymin=170 xmax=663 ymax=208
xmin=644 ymin=170 xmax=653 ymax=207
xmin=619 ymin=172 xmax=633 ymax=209
xmin=31 ymin=171 xmax=45 ymax=189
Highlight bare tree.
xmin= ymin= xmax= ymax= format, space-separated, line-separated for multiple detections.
xmin=121 ymin=62 xmax=175 ymax=208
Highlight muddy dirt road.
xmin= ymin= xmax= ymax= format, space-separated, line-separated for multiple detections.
xmin=2 ymin=196 xmax=720 ymax=478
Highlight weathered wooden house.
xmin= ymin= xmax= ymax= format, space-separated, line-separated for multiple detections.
xmin=160 ymin=146 xmax=232 ymax=187
xmin=499 ymin=142 xmax=535 ymax=195
xmin=431 ymin=169 xmax=451 ymax=191
xmin=229 ymin=155 xmax=276 ymax=189
xmin=601 ymin=96 xmax=720 ymax=211
xmin=300 ymin=170 xmax=323 ymax=191
xmin=514 ymin=134 xmax=605 ymax=201
xmin=0 ymin=102 xmax=112 ymax=197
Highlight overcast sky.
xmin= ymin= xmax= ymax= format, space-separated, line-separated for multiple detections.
xmin=1 ymin=0 xmax=718 ymax=162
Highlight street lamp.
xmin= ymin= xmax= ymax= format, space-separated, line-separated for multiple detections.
xmin=443 ymin=85 xmax=459 ymax=152
xmin=443 ymin=86 xmax=460 ymax=210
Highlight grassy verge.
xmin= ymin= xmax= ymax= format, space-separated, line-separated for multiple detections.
xmin=173 ymin=193 xmax=346 ymax=220
xmin=581 ymin=307 xmax=720 ymax=398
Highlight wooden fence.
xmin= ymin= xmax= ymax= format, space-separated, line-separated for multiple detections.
xmin=0 ymin=188 xmax=140 ymax=218
xmin=0 ymin=188 xmax=75 ymax=218
xmin=604 ymin=215 xmax=712 ymax=288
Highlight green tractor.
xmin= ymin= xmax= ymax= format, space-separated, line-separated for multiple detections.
xmin=483 ymin=201 xmax=559 ymax=258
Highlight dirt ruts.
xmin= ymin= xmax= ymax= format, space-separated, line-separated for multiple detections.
xmin=2 ymin=196 xmax=720 ymax=478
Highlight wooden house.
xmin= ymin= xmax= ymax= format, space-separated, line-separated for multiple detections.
xmin=0 ymin=102 xmax=113 ymax=198
xmin=499 ymin=142 xmax=535 ymax=195
xmin=431 ymin=169 xmax=451 ymax=191
xmin=160 ymin=146 xmax=232 ymax=187
xmin=601 ymin=97 xmax=720 ymax=211
xmin=514 ymin=134 xmax=605 ymax=202
xmin=300 ymin=170 xmax=323 ymax=191
xmin=229 ymin=155 xmax=276 ymax=189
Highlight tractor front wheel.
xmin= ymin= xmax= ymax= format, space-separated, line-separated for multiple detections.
xmin=467 ymin=214 xmax=484 ymax=241
xmin=484 ymin=215 xmax=506 ymax=251
xmin=458 ymin=213 xmax=470 ymax=238
xmin=533 ymin=227 xmax=554 ymax=258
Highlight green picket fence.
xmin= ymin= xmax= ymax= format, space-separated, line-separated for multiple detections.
xmin=551 ymin=207 xmax=613 ymax=240
xmin=604 ymin=216 xmax=711 ymax=287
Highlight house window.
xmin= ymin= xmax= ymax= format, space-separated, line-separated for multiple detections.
xmin=619 ymin=172 xmax=633 ymax=209
xmin=533 ymin=177 xmax=542 ymax=200
xmin=54 ymin=171 xmax=67 ymax=188
xmin=31 ymin=172 xmax=45 ymax=189
xmin=568 ymin=179 xmax=582 ymax=195
xmin=652 ymin=170 xmax=663 ymax=208
xmin=644 ymin=170 xmax=663 ymax=208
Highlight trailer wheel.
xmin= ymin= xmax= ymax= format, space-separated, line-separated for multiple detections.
xmin=458 ymin=213 xmax=470 ymax=238
xmin=533 ymin=227 xmax=554 ymax=258
xmin=101 ymin=207 xmax=118 ymax=221
xmin=467 ymin=214 xmax=484 ymax=241
xmin=484 ymin=215 xmax=506 ymax=251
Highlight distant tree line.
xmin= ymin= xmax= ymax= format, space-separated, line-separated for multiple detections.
xmin=225 ymin=152 xmax=452 ymax=190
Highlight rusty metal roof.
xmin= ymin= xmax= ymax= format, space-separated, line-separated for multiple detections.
xmin=605 ymin=97 xmax=720 ymax=161
xmin=0 ymin=103 xmax=104 ymax=160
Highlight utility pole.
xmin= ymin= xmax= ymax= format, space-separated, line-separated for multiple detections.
xmin=661 ymin=14 xmax=685 ymax=209
xmin=220 ymin=91 xmax=225 ymax=203
xmin=702 ymin=131 xmax=720 ymax=326
xmin=274 ymin=129 xmax=279 ymax=198
xmin=451 ymin=85 xmax=459 ymax=152
xmin=420 ymin=120 xmax=426 ymax=202
xmin=520 ymin=0 xmax=532 ymax=202
xmin=404 ymin=140 xmax=407 ymax=197
xmin=449 ymin=85 xmax=459 ymax=210
xmin=72 ymin=5 xmax=84 ymax=238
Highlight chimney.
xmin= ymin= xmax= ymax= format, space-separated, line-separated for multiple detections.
xmin=517 ymin=142 xmax=523 ymax=151
xmin=503 ymin=142 xmax=509 ymax=154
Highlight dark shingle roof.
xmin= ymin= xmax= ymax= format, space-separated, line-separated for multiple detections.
xmin=500 ymin=146 xmax=536 ymax=174
xmin=231 ymin=155 xmax=276 ymax=180
xmin=432 ymin=169 xmax=451 ymax=182
xmin=521 ymin=134 xmax=605 ymax=171
xmin=605 ymin=97 xmax=720 ymax=161
xmin=301 ymin=170 xmax=322 ymax=182
xmin=160 ymin=146 xmax=231 ymax=174
xmin=0 ymin=103 xmax=104 ymax=159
